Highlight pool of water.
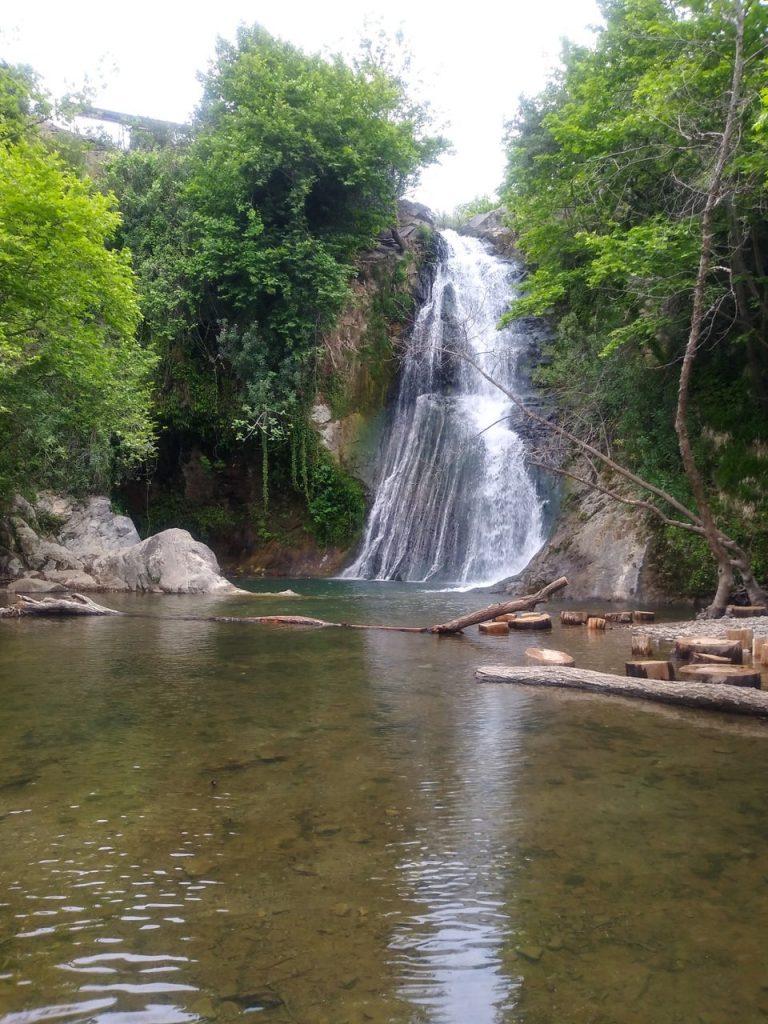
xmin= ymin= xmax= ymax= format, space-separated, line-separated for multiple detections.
xmin=1 ymin=580 xmax=767 ymax=1024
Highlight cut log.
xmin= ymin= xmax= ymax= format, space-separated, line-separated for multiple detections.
xmin=677 ymin=665 xmax=761 ymax=688
xmin=632 ymin=611 xmax=656 ymax=623
xmin=475 ymin=665 xmax=768 ymax=718
xmin=727 ymin=605 xmax=768 ymax=618
xmin=507 ymin=613 xmax=552 ymax=631
xmin=626 ymin=660 xmax=676 ymax=681
xmin=674 ymin=637 xmax=742 ymax=664
xmin=480 ymin=622 xmax=510 ymax=635
xmin=606 ymin=606 xmax=634 ymax=622
xmin=560 ymin=611 xmax=587 ymax=626
xmin=753 ymin=638 xmax=765 ymax=661
xmin=726 ymin=628 xmax=753 ymax=650
xmin=587 ymin=617 xmax=606 ymax=630
xmin=631 ymin=633 xmax=653 ymax=657
xmin=525 ymin=647 xmax=575 ymax=667
xmin=691 ymin=652 xmax=732 ymax=664
xmin=0 ymin=593 xmax=122 ymax=617
xmin=494 ymin=613 xmax=517 ymax=623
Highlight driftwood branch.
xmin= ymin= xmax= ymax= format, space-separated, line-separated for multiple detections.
xmin=476 ymin=664 xmax=768 ymax=719
xmin=0 ymin=593 xmax=123 ymax=617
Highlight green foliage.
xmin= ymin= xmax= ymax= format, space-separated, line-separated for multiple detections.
xmin=137 ymin=492 xmax=239 ymax=542
xmin=306 ymin=448 xmax=366 ymax=546
xmin=103 ymin=25 xmax=445 ymax=541
xmin=0 ymin=65 xmax=156 ymax=501
xmin=501 ymin=0 xmax=768 ymax=595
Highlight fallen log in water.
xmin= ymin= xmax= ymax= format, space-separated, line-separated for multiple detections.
xmin=475 ymin=665 xmax=768 ymax=718
xmin=0 ymin=593 xmax=123 ymax=617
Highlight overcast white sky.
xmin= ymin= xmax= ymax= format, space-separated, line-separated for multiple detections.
xmin=3 ymin=0 xmax=602 ymax=211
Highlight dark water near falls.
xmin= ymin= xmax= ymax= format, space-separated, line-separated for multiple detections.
xmin=2 ymin=581 xmax=768 ymax=1024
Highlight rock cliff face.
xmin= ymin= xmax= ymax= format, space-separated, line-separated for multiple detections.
xmin=309 ymin=200 xmax=438 ymax=483
xmin=0 ymin=494 xmax=242 ymax=595
xmin=459 ymin=208 xmax=516 ymax=254
xmin=503 ymin=484 xmax=657 ymax=603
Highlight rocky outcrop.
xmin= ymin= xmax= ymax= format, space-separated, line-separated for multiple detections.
xmin=310 ymin=200 xmax=439 ymax=482
xmin=459 ymin=208 xmax=516 ymax=254
xmin=1 ymin=494 xmax=243 ymax=595
xmin=503 ymin=481 xmax=658 ymax=603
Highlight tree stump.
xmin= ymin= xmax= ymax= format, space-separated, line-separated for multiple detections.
xmin=626 ymin=660 xmax=676 ymax=681
xmin=479 ymin=622 xmax=510 ymax=635
xmin=587 ymin=616 xmax=606 ymax=630
xmin=726 ymin=628 xmax=753 ymax=650
xmin=674 ymin=637 xmax=743 ymax=664
xmin=727 ymin=605 xmax=768 ymax=618
xmin=508 ymin=613 xmax=552 ymax=631
xmin=632 ymin=611 xmax=656 ymax=623
xmin=494 ymin=613 xmax=517 ymax=622
xmin=631 ymin=633 xmax=653 ymax=657
xmin=677 ymin=665 xmax=761 ymax=688
xmin=525 ymin=647 xmax=575 ymax=667
xmin=605 ymin=611 xmax=633 ymax=623
xmin=560 ymin=611 xmax=587 ymax=626
xmin=753 ymin=639 xmax=768 ymax=665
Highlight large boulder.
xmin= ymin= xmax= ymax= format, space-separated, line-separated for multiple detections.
xmin=95 ymin=528 xmax=241 ymax=594
xmin=1 ymin=496 xmax=244 ymax=595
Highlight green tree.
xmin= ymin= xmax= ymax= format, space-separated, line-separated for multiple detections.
xmin=500 ymin=0 xmax=768 ymax=614
xmin=0 ymin=64 xmax=156 ymax=498
xmin=105 ymin=25 xmax=446 ymax=542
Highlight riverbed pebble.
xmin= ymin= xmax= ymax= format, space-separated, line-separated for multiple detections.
xmin=633 ymin=616 xmax=768 ymax=643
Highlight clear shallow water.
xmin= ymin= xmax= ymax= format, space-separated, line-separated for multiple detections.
xmin=1 ymin=580 xmax=768 ymax=1024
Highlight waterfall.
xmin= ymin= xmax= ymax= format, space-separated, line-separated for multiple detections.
xmin=343 ymin=229 xmax=545 ymax=588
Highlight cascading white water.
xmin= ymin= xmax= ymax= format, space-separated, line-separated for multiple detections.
xmin=343 ymin=229 xmax=545 ymax=587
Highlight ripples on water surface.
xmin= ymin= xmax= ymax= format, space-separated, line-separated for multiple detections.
xmin=1 ymin=581 xmax=768 ymax=1024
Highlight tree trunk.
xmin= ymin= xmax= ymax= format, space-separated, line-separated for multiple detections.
xmin=476 ymin=664 xmax=768 ymax=718
xmin=674 ymin=1 xmax=749 ymax=619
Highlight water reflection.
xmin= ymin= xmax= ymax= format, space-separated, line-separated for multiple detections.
xmin=2 ymin=583 xmax=768 ymax=1024
xmin=362 ymin=630 xmax=527 ymax=1022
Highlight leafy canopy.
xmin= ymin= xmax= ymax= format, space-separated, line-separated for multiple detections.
xmin=0 ymin=62 xmax=156 ymax=497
